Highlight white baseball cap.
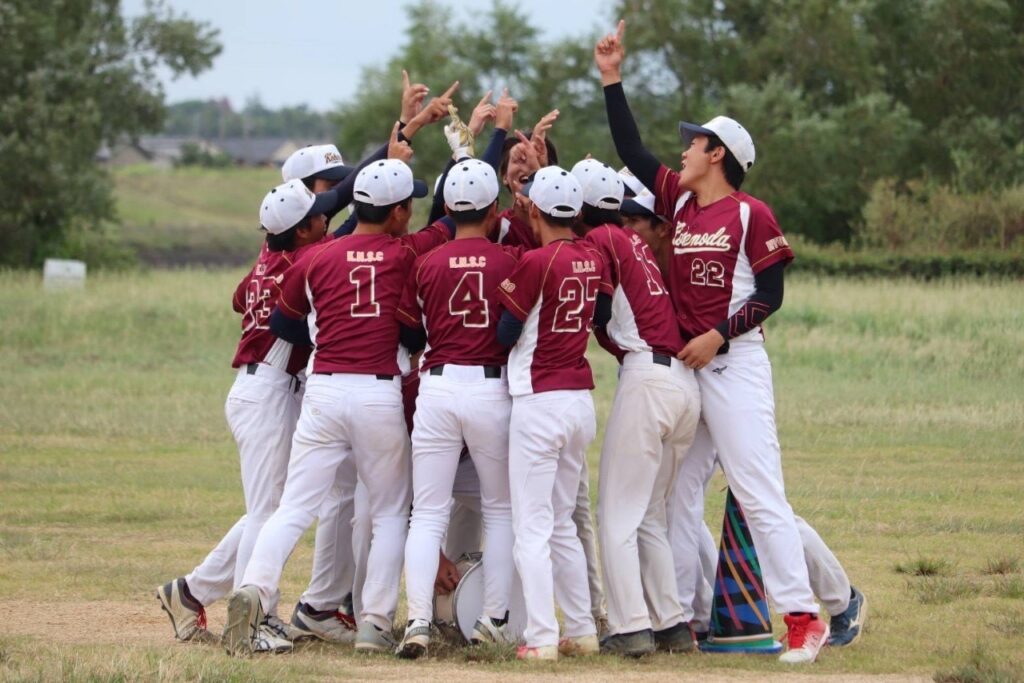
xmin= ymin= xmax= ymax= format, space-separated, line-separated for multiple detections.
xmin=521 ymin=165 xmax=582 ymax=219
xmin=618 ymin=166 xmax=645 ymax=198
xmin=444 ymin=159 xmax=499 ymax=211
xmin=259 ymin=181 xmax=334 ymax=235
xmin=619 ymin=187 xmax=666 ymax=221
xmin=281 ymin=144 xmax=354 ymax=183
xmin=679 ymin=116 xmax=756 ymax=172
xmin=353 ymin=159 xmax=429 ymax=207
xmin=571 ymin=159 xmax=624 ymax=210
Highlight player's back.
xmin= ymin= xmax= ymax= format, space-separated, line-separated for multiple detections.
xmin=400 ymin=238 xmax=520 ymax=372
xmin=498 ymin=239 xmax=609 ymax=396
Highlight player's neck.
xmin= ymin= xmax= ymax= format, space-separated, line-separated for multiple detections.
xmin=454 ymin=224 xmax=488 ymax=240
xmin=539 ymin=225 xmax=575 ymax=246
xmin=352 ymin=222 xmax=389 ymax=236
xmin=691 ymin=174 xmax=736 ymax=207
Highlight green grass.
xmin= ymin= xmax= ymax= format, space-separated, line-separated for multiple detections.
xmin=1 ymin=272 xmax=1023 ymax=680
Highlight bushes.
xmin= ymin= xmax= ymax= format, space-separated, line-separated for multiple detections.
xmin=789 ymin=238 xmax=1024 ymax=279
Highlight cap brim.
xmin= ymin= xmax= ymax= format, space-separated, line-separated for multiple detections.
xmin=520 ymin=180 xmax=534 ymax=198
xmin=312 ymin=164 xmax=355 ymax=182
xmin=619 ymin=198 xmax=656 ymax=217
xmin=412 ymin=179 xmax=429 ymax=199
xmin=304 ymin=191 xmax=335 ymax=219
xmin=678 ymin=121 xmax=717 ymax=144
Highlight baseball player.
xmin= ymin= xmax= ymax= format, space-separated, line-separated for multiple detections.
xmin=570 ymin=158 xmax=702 ymax=656
xmin=222 ymin=148 xmax=457 ymax=655
xmin=394 ymin=159 xmax=519 ymax=658
xmin=495 ymin=166 xmax=612 ymax=661
xmin=597 ymin=20 xmax=831 ymax=663
xmin=156 ymin=179 xmax=334 ymax=653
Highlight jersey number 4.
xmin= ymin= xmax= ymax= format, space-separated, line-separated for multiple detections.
xmin=552 ymin=276 xmax=601 ymax=333
xmin=349 ymin=265 xmax=381 ymax=317
xmin=448 ymin=271 xmax=488 ymax=328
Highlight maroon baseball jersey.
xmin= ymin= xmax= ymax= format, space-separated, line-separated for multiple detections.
xmin=496 ymin=239 xmax=612 ymax=396
xmin=493 ymin=208 xmax=539 ymax=250
xmin=397 ymin=238 xmax=521 ymax=373
xmin=652 ymin=165 xmax=794 ymax=341
xmin=583 ymin=223 xmax=683 ymax=357
xmin=275 ymin=222 xmax=450 ymax=376
xmin=231 ymin=237 xmax=330 ymax=375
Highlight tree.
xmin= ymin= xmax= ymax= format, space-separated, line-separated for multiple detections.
xmin=0 ymin=0 xmax=221 ymax=266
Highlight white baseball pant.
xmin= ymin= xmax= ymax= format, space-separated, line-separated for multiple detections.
xmin=404 ymin=366 xmax=514 ymax=624
xmin=446 ymin=454 xmax=484 ymax=559
xmin=186 ymin=365 xmax=300 ymax=613
xmin=240 ymin=373 xmax=411 ymax=631
xmin=299 ymin=456 xmax=357 ymax=612
xmin=350 ymin=479 xmax=371 ymax=624
xmin=598 ymin=352 xmax=701 ymax=635
xmin=574 ymin=460 xmax=608 ymax=623
xmin=509 ymin=389 xmax=597 ymax=648
xmin=691 ymin=340 xmax=818 ymax=615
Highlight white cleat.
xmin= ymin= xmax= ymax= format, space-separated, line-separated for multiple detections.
xmin=223 ymin=585 xmax=263 ymax=657
xmin=288 ymin=602 xmax=356 ymax=643
xmin=251 ymin=621 xmax=294 ymax=654
xmin=558 ymin=633 xmax=600 ymax=656
xmin=471 ymin=615 xmax=510 ymax=644
xmin=155 ymin=578 xmax=216 ymax=644
xmin=355 ymin=621 xmax=398 ymax=654
xmin=395 ymin=619 xmax=431 ymax=659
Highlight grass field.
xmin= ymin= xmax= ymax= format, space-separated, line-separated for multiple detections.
xmin=1 ymin=270 xmax=1023 ymax=682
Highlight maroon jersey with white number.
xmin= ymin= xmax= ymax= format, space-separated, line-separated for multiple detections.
xmin=583 ymin=224 xmax=683 ymax=357
xmin=231 ymin=237 xmax=330 ymax=375
xmin=652 ymin=165 xmax=794 ymax=341
xmin=276 ymin=222 xmax=450 ymax=375
xmin=397 ymin=238 xmax=521 ymax=373
xmin=496 ymin=239 xmax=612 ymax=396
xmin=493 ymin=208 xmax=539 ymax=250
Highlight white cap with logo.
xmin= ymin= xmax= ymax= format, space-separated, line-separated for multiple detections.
xmin=353 ymin=159 xmax=429 ymax=207
xmin=618 ymin=166 xmax=646 ymax=197
xmin=281 ymin=144 xmax=354 ymax=183
xmin=444 ymin=159 xmax=499 ymax=211
xmin=679 ymin=116 xmax=756 ymax=172
xmin=521 ymin=165 xmax=583 ymax=218
xmin=571 ymin=159 xmax=624 ymax=210
xmin=259 ymin=181 xmax=333 ymax=235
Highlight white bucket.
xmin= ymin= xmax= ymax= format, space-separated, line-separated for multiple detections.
xmin=43 ymin=259 xmax=87 ymax=290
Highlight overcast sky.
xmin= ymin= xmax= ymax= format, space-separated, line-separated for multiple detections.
xmin=121 ymin=0 xmax=612 ymax=112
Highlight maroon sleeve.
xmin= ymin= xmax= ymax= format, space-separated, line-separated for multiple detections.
xmin=744 ymin=201 xmax=795 ymax=274
xmin=586 ymin=245 xmax=615 ymax=297
xmin=275 ymin=253 xmax=315 ymax=320
xmin=595 ymin=326 xmax=626 ymax=362
xmin=402 ymin=220 xmax=451 ymax=257
xmin=496 ymin=251 xmax=544 ymax=322
xmin=396 ymin=259 xmax=424 ymax=328
xmin=652 ymin=164 xmax=683 ymax=222
xmin=232 ymin=263 xmax=255 ymax=314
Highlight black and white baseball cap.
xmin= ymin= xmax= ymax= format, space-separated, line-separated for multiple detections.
xmin=520 ymin=165 xmax=583 ymax=218
xmin=353 ymin=159 xmax=429 ymax=207
xmin=571 ymin=159 xmax=624 ymax=210
xmin=259 ymin=181 xmax=334 ymax=235
xmin=618 ymin=166 xmax=645 ymax=198
xmin=444 ymin=159 xmax=499 ymax=211
xmin=619 ymin=187 xmax=665 ymax=221
xmin=281 ymin=144 xmax=354 ymax=183
xmin=678 ymin=116 xmax=756 ymax=172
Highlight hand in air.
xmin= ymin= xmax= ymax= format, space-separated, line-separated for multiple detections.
xmin=387 ymin=121 xmax=414 ymax=163
xmin=494 ymin=87 xmax=518 ymax=131
xmin=594 ymin=20 xmax=626 ymax=76
xmin=468 ymin=90 xmax=496 ymax=137
xmin=530 ymin=109 xmax=559 ymax=167
xmin=400 ymin=69 xmax=430 ymax=123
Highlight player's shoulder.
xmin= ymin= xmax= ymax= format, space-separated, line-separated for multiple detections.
xmin=733 ymin=191 xmax=780 ymax=227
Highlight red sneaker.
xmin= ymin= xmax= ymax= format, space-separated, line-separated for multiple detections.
xmin=779 ymin=613 xmax=829 ymax=663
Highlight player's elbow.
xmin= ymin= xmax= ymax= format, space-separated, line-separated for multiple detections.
xmin=496 ymin=310 xmax=524 ymax=347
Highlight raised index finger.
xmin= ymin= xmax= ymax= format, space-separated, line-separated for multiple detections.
xmin=440 ymin=80 xmax=460 ymax=100
xmin=390 ymin=120 xmax=401 ymax=142
xmin=402 ymin=69 xmax=410 ymax=90
xmin=477 ymin=90 xmax=493 ymax=107
xmin=615 ymin=19 xmax=625 ymax=42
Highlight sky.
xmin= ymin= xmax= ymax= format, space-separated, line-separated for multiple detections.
xmin=121 ymin=0 xmax=613 ymax=112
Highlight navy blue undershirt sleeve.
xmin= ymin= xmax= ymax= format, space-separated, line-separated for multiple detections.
xmin=603 ymin=82 xmax=662 ymax=192
xmin=331 ymin=213 xmax=357 ymax=238
xmin=713 ymin=261 xmax=785 ymax=340
xmin=593 ymin=292 xmax=612 ymax=329
xmin=269 ymin=307 xmax=312 ymax=346
xmin=496 ymin=309 xmax=524 ymax=347
xmin=399 ymin=323 xmax=427 ymax=354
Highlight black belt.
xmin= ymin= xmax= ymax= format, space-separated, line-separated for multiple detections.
xmin=314 ymin=371 xmax=395 ymax=381
xmin=246 ymin=363 xmax=302 ymax=393
xmin=652 ymin=353 xmax=673 ymax=366
xmin=429 ymin=364 xmax=502 ymax=379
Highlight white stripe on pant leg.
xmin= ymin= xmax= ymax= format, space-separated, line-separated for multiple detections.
xmin=797 ymin=515 xmax=852 ymax=616
xmin=697 ymin=344 xmax=818 ymax=615
xmin=405 ymin=381 xmax=464 ymax=623
xmin=509 ymin=394 xmax=561 ymax=649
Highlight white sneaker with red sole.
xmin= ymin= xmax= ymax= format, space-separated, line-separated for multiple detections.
xmin=779 ymin=613 xmax=829 ymax=663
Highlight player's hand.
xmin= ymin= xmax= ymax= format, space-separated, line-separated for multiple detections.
xmin=403 ymin=81 xmax=461 ymax=139
xmin=444 ymin=104 xmax=476 ymax=159
xmin=677 ymin=328 xmax=726 ymax=370
xmin=531 ymin=109 xmax=558 ymax=167
xmin=400 ymin=69 xmax=430 ymax=124
xmin=434 ymin=551 xmax=461 ymax=595
xmin=387 ymin=121 xmax=414 ymax=163
xmin=513 ymin=129 xmax=542 ymax=174
xmin=468 ymin=90 xmax=496 ymax=137
xmin=494 ymin=87 xmax=517 ymax=131
xmin=594 ymin=20 xmax=626 ymax=83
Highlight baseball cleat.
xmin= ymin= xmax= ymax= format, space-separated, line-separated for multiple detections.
xmin=779 ymin=613 xmax=829 ymax=663
xmin=395 ymin=618 xmax=431 ymax=659
xmin=595 ymin=614 xmax=610 ymax=640
xmin=223 ymin=585 xmax=264 ymax=657
xmin=251 ymin=621 xmax=294 ymax=654
xmin=470 ymin=615 xmax=510 ymax=644
xmin=355 ymin=621 xmax=397 ymax=653
xmin=557 ymin=633 xmax=599 ymax=656
xmin=828 ymin=586 xmax=867 ymax=647
xmin=155 ymin=578 xmax=216 ymax=643
xmin=653 ymin=620 xmax=697 ymax=653
xmin=599 ymin=628 xmax=655 ymax=657
xmin=516 ymin=644 xmax=558 ymax=661
xmin=288 ymin=602 xmax=356 ymax=643
xmin=337 ymin=592 xmax=357 ymax=631
xmin=264 ymin=614 xmax=294 ymax=642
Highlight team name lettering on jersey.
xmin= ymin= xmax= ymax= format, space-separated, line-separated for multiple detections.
xmin=672 ymin=226 xmax=732 ymax=254
xmin=347 ymin=250 xmax=384 ymax=263
xmin=449 ymin=255 xmax=487 ymax=269
xmin=765 ymin=235 xmax=790 ymax=253
xmin=572 ymin=260 xmax=597 ymax=274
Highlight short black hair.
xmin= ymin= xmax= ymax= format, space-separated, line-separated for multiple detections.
xmin=265 ymin=216 xmax=312 ymax=252
xmin=354 ymin=197 xmax=411 ymax=224
xmin=448 ymin=201 xmax=496 ymax=226
xmin=704 ymin=136 xmax=745 ymax=190
xmin=580 ymin=204 xmax=623 ymax=228
xmin=300 ymin=176 xmax=316 ymax=191
xmin=537 ymin=208 xmax=576 ymax=229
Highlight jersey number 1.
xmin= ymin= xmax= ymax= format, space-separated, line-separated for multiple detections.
xmin=349 ymin=265 xmax=380 ymax=317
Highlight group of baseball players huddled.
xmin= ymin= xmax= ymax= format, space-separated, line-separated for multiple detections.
xmin=156 ymin=22 xmax=866 ymax=664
